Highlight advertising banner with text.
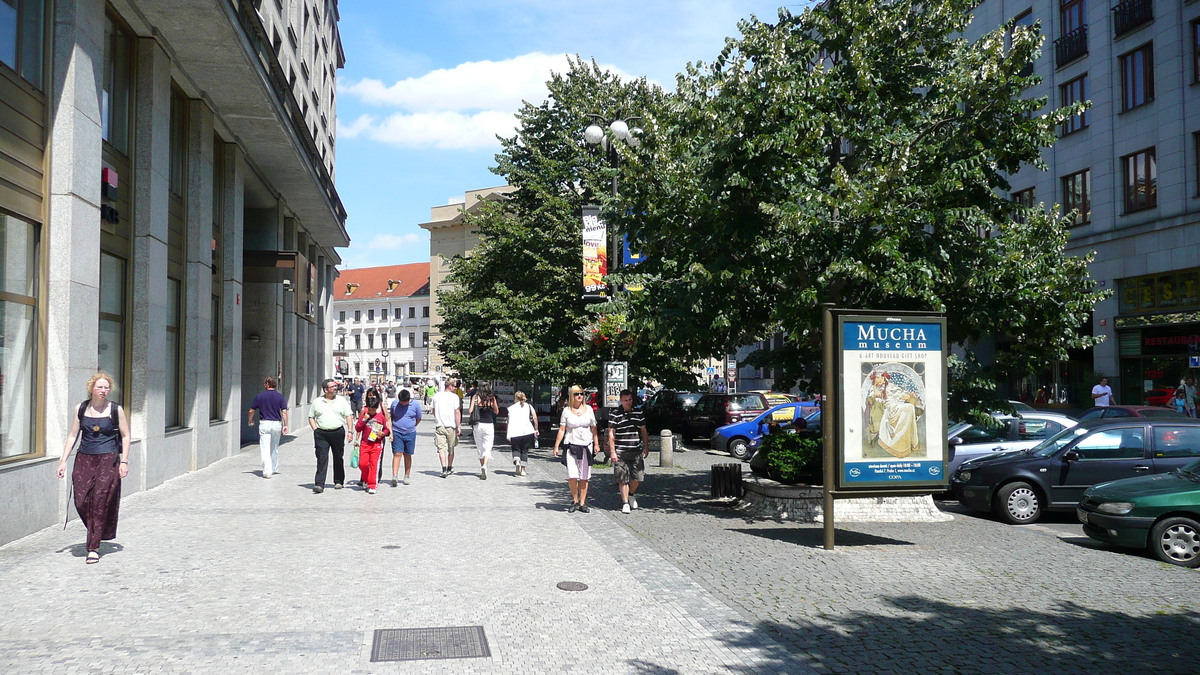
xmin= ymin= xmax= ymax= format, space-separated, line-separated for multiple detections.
xmin=582 ymin=206 xmax=607 ymax=298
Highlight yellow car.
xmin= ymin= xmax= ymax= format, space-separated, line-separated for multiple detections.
xmin=761 ymin=393 xmax=798 ymax=421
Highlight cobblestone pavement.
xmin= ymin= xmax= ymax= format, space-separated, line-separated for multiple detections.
xmin=588 ymin=444 xmax=1200 ymax=675
xmin=0 ymin=428 xmax=813 ymax=675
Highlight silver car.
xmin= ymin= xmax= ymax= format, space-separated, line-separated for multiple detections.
xmin=948 ymin=412 xmax=1079 ymax=477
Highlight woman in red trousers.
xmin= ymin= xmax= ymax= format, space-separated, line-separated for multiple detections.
xmin=354 ymin=387 xmax=390 ymax=494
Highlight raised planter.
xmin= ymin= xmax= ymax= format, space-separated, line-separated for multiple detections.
xmin=737 ymin=472 xmax=952 ymax=523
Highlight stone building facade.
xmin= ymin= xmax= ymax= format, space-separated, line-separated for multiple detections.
xmin=332 ymin=263 xmax=431 ymax=382
xmin=0 ymin=0 xmax=347 ymax=546
xmin=966 ymin=0 xmax=1200 ymax=404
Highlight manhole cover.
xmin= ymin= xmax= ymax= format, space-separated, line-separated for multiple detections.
xmin=371 ymin=626 xmax=490 ymax=662
xmin=556 ymin=581 xmax=588 ymax=592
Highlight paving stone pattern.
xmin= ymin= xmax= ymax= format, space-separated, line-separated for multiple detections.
xmin=604 ymin=446 xmax=1200 ymax=675
xmin=0 ymin=427 xmax=814 ymax=674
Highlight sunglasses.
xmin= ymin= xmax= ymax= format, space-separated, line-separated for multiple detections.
xmin=573 ymin=393 xmax=585 ymax=397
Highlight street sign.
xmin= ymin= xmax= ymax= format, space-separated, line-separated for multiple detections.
xmin=603 ymin=361 xmax=628 ymax=408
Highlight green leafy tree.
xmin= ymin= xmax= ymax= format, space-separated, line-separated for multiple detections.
xmin=612 ymin=0 xmax=1103 ymax=416
xmin=438 ymin=58 xmax=698 ymax=388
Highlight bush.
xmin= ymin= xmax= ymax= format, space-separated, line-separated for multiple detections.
xmin=760 ymin=432 xmax=822 ymax=484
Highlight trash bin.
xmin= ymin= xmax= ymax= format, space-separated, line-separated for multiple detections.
xmin=711 ymin=463 xmax=743 ymax=499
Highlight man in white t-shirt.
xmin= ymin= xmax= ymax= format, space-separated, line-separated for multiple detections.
xmin=431 ymin=380 xmax=462 ymax=477
xmin=1091 ymin=377 xmax=1115 ymax=407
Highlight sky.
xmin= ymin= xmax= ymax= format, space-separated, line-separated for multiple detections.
xmin=333 ymin=0 xmax=809 ymax=269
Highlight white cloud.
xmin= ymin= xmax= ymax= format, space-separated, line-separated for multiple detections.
xmin=368 ymin=232 xmax=423 ymax=249
xmin=339 ymin=52 xmax=633 ymax=150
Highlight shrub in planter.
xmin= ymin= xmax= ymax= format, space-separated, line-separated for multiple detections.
xmin=758 ymin=432 xmax=822 ymax=484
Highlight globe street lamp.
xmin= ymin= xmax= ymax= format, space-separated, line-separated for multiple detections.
xmin=583 ymin=116 xmax=643 ymax=197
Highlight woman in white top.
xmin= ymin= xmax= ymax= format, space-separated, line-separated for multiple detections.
xmin=506 ymin=391 xmax=538 ymax=477
xmin=552 ymin=385 xmax=599 ymax=512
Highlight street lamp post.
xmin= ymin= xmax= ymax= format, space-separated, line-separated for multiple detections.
xmin=583 ymin=116 xmax=642 ymax=291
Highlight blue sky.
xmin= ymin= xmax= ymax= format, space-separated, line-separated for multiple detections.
xmin=333 ymin=1 xmax=806 ymax=269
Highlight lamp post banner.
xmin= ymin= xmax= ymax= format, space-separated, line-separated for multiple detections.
xmin=582 ymin=205 xmax=608 ymax=297
xmin=837 ymin=315 xmax=948 ymax=490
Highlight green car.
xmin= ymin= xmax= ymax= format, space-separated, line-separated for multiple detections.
xmin=1078 ymin=457 xmax=1200 ymax=568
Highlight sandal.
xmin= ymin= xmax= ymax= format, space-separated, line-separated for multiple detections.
xmin=85 ymin=551 xmax=99 ymax=564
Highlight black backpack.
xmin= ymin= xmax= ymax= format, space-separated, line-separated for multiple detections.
xmin=77 ymin=400 xmax=120 ymax=433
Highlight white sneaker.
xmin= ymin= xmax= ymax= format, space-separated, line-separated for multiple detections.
xmin=367 ymin=488 xmax=376 ymax=495
xmin=622 ymin=502 xmax=631 ymax=514
xmin=403 ymin=476 xmax=410 ymax=485
xmin=629 ymin=496 xmax=638 ymax=510
xmin=263 ymin=472 xmax=272 ymax=479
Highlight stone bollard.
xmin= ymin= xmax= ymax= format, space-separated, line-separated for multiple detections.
xmin=659 ymin=429 xmax=674 ymax=468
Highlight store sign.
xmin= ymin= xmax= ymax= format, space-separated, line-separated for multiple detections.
xmin=1119 ymin=269 xmax=1200 ymax=315
xmin=837 ymin=314 xmax=948 ymax=490
xmin=582 ymin=206 xmax=607 ymax=298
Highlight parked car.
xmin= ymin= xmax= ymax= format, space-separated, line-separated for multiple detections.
xmin=1078 ymin=405 xmax=1185 ymax=420
xmin=947 ymin=412 xmax=1079 ymax=476
xmin=683 ymin=392 xmax=770 ymax=442
xmin=1142 ymin=389 xmax=1177 ymax=406
xmin=952 ymin=418 xmax=1200 ymax=524
xmin=1009 ymin=400 xmax=1037 ymax=412
xmin=760 ymin=392 xmax=801 ymax=421
xmin=711 ymin=401 xmax=818 ymax=459
xmin=644 ymin=390 xmax=703 ymax=434
xmin=1078 ymin=445 xmax=1200 ymax=568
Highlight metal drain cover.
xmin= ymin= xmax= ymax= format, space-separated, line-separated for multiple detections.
xmin=371 ymin=626 xmax=491 ymax=662
xmin=556 ymin=581 xmax=588 ymax=591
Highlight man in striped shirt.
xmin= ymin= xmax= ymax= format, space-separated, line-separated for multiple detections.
xmin=607 ymin=389 xmax=650 ymax=514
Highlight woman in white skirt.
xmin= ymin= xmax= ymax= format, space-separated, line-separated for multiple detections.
xmin=552 ymin=385 xmax=599 ymax=512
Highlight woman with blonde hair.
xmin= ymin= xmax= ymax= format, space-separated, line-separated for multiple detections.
xmin=56 ymin=373 xmax=131 ymax=564
xmin=506 ymin=391 xmax=538 ymax=476
xmin=552 ymin=385 xmax=599 ymax=512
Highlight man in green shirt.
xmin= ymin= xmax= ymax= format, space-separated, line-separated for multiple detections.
xmin=309 ymin=378 xmax=355 ymax=493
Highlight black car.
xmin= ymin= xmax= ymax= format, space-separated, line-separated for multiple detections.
xmin=952 ymin=418 xmax=1200 ymax=524
xmin=644 ymin=390 xmax=703 ymax=434
xmin=683 ymin=392 xmax=770 ymax=442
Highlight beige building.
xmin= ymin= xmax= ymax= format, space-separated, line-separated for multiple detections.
xmin=418 ymin=185 xmax=515 ymax=374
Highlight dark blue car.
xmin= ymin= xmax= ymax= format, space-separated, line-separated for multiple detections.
xmin=711 ymin=402 xmax=818 ymax=459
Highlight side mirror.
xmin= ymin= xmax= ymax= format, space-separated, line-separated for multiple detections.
xmin=949 ymin=437 xmax=963 ymax=447
xmin=1063 ymin=449 xmax=1080 ymax=462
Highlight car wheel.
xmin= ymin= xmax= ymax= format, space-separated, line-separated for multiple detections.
xmin=728 ymin=437 xmax=750 ymax=460
xmin=1150 ymin=517 xmax=1200 ymax=568
xmin=995 ymin=481 xmax=1042 ymax=524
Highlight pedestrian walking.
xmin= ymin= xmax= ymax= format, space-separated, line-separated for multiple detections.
xmin=506 ymin=391 xmax=538 ymax=477
xmin=607 ymin=389 xmax=649 ymax=514
xmin=389 ymin=388 xmax=422 ymax=485
xmin=432 ymin=380 xmax=462 ymax=477
xmin=468 ymin=384 xmax=499 ymax=479
xmin=1185 ymin=377 xmax=1197 ymax=418
xmin=56 ymin=373 xmax=130 ymax=564
xmin=424 ymin=381 xmax=436 ymax=406
xmin=552 ymin=385 xmax=599 ymax=513
xmin=309 ymin=378 xmax=355 ymax=493
xmin=247 ymin=377 xmax=288 ymax=479
xmin=1091 ymin=377 xmax=1115 ymax=407
xmin=349 ymin=378 xmax=365 ymax=415
xmin=354 ymin=387 xmax=390 ymax=494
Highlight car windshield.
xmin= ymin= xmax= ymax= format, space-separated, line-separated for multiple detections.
xmin=1030 ymin=425 xmax=1091 ymax=457
xmin=1181 ymin=459 xmax=1200 ymax=479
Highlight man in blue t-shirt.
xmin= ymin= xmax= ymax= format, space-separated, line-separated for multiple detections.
xmin=350 ymin=379 xmax=365 ymax=415
xmin=388 ymin=389 xmax=423 ymax=486
xmin=247 ymin=377 xmax=288 ymax=479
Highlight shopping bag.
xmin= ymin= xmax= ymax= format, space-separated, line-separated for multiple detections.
xmin=351 ymin=441 xmax=360 ymax=469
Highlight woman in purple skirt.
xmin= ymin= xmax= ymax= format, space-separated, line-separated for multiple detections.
xmin=56 ymin=373 xmax=131 ymax=564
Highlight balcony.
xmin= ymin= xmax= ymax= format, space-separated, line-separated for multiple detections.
xmin=1112 ymin=0 xmax=1153 ymax=38
xmin=1054 ymin=25 xmax=1088 ymax=67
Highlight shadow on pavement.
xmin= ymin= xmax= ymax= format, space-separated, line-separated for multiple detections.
xmin=712 ymin=598 xmax=1199 ymax=675
xmin=55 ymin=541 xmax=124 ymax=558
xmin=729 ymin=527 xmax=914 ymax=548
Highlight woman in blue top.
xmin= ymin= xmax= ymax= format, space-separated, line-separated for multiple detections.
xmin=56 ymin=373 xmax=131 ymax=564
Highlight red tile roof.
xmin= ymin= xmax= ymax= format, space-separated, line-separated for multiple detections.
xmin=337 ymin=263 xmax=430 ymax=299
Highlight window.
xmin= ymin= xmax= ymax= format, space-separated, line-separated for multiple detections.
xmin=1059 ymin=75 xmax=1088 ymax=135
xmin=102 ymin=14 xmax=133 ymax=155
xmin=210 ymin=295 xmax=222 ymax=420
xmin=338 ymin=310 xmax=345 ymax=322
xmin=1018 ymin=419 xmax=1064 ymax=441
xmin=409 ymin=361 xmax=416 ymax=373
xmin=98 ymin=253 xmax=126 ymax=405
xmin=337 ymin=336 xmax=345 ymax=350
xmin=1074 ymin=428 xmax=1144 ymax=460
xmin=1007 ymin=10 xmax=1036 ymax=77
xmin=1061 ymin=169 xmax=1091 ymax=226
xmin=368 ymin=308 xmax=374 ymax=321
xmin=1011 ymin=188 xmax=1036 ymax=224
xmin=1122 ymin=147 xmax=1156 ymax=212
xmin=1153 ymin=427 xmax=1200 ymax=458
xmin=1120 ymin=43 xmax=1153 ymax=111
xmin=0 ymin=0 xmax=45 ymax=88
xmin=958 ymin=419 xmax=1011 ymax=444
xmin=408 ymin=306 xmax=415 ymax=319
xmin=380 ymin=307 xmax=388 ymax=321
xmin=1061 ymin=0 xmax=1084 ymax=35
xmin=394 ymin=333 xmax=401 ymax=348
xmin=1194 ymin=21 xmax=1200 ymax=85
xmin=354 ymin=309 xmax=360 ymax=322
xmin=1 ymin=214 xmax=39 ymax=462
xmin=422 ymin=306 xmax=430 ymax=318
xmin=166 ymin=278 xmax=182 ymax=428
xmin=368 ymin=334 xmax=375 ymax=349
xmin=422 ymin=332 xmax=429 ymax=347
xmin=354 ymin=361 xmax=360 ymax=375
xmin=409 ymin=332 xmax=415 ymax=348
xmin=169 ymin=90 xmax=188 ymax=196
xmin=353 ymin=334 xmax=361 ymax=350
